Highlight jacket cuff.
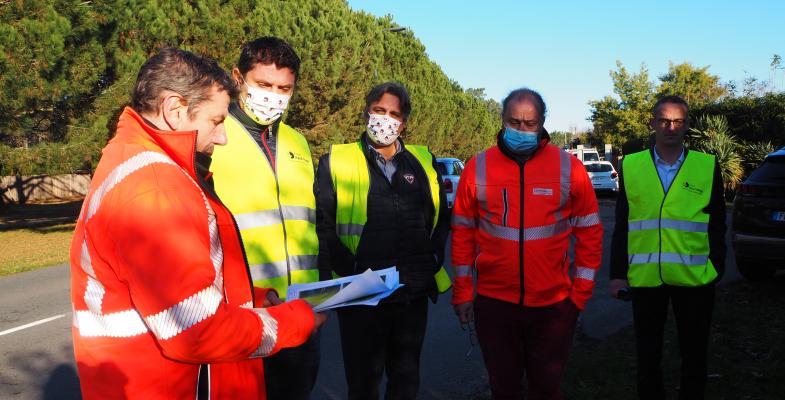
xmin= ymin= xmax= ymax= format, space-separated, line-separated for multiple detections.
xmin=253 ymin=287 xmax=279 ymax=308
xmin=251 ymin=299 xmax=314 ymax=358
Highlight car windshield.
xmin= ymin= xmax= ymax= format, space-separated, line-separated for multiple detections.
xmin=749 ymin=156 xmax=785 ymax=183
xmin=437 ymin=160 xmax=463 ymax=175
xmin=585 ymin=163 xmax=613 ymax=173
xmin=583 ymin=153 xmax=600 ymax=162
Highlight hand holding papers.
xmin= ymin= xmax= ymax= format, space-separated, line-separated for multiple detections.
xmin=286 ymin=267 xmax=403 ymax=312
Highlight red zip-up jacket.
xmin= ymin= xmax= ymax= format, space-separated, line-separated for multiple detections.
xmin=451 ymin=140 xmax=602 ymax=309
xmin=70 ymin=107 xmax=315 ymax=399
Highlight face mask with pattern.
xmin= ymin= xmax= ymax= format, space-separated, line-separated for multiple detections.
xmin=366 ymin=114 xmax=402 ymax=146
xmin=243 ymin=84 xmax=291 ymax=124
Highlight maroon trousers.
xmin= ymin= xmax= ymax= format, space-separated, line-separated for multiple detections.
xmin=474 ymin=295 xmax=579 ymax=400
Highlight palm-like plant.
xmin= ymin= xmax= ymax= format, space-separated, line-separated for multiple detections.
xmin=688 ymin=115 xmax=743 ymax=190
xmin=740 ymin=140 xmax=775 ymax=177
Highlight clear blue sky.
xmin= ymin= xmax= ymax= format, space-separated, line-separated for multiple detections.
xmin=347 ymin=0 xmax=785 ymax=132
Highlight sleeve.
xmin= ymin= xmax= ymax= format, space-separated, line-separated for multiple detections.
xmin=450 ymin=156 xmax=479 ymax=305
xmin=430 ymin=152 xmax=451 ymax=267
xmin=704 ymin=159 xmax=727 ymax=282
xmin=609 ymin=164 xmax=631 ymax=280
xmin=107 ymin=180 xmax=314 ymax=363
xmin=314 ymin=154 xmax=357 ymax=278
xmin=568 ymin=157 xmax=604 ymax=310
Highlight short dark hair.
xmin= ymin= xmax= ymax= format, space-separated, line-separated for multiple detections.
xmin=502 ymin=88 xmax=547 ymax=121
xmin=364 ymin=82 xmax=412 ymax=121
xmin=131 ymin=47 xmax=237 ymax=117
xmin=237 ymin=36 xmax=300 ymax=80
xmin=652 ymin=95 xmax=689 ymax=116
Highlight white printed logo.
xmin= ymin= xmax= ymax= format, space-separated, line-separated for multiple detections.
xmin=533 ymin=188 xmax=553 ymax=196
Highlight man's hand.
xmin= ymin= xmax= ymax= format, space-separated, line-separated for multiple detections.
xmin=453 ymin=301 xmax=474 ymax=324
xmin=313 ymin=312 xmax=328 ymax=330
xmin=263 ymin=290 xmax=283 ymax=307
xmin=609 ymin=279 xmax=629 ymax=299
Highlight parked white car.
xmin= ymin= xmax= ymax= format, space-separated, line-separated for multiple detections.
xmin=584 ymin=161 xmax=619 ymax=193
xmin=435 ymin=157 xmax=464 ymax=208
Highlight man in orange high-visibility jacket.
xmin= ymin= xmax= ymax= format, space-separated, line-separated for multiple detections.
xmin=70 ymin=48 xmax=324 ymax=400
xmin=451 ymin=88 xmax=603 ymax=400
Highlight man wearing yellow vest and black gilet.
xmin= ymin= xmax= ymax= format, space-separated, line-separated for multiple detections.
xmin=610 ymin=95 xmax=727 ymax=400
xmin=210 ymin=37 xmax=320 ymax=400
xmin=315 ymin=82 xmax=451 ymax=400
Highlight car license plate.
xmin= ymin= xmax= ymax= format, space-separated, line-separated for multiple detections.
xmin=773 ymin=211 xmax=785 ymax=222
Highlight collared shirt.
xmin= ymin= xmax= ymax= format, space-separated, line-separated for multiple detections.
xmin=368 ymin=141 xmax=402 ymax=183
xmin=653 ymin=146 xmax=685 ymax=193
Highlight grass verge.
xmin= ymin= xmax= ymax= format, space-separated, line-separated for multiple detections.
xmin=565 ymin=277 xmax=785 ymax=399
xmin=0 ymin=223 xmax=75 ymax=276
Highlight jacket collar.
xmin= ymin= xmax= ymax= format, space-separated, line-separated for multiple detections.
xmin=115 ymin=107 xmax=198 ymax=180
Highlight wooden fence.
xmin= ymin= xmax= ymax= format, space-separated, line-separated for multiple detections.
xmin=0 ymin=174 xmax=91 ymax=204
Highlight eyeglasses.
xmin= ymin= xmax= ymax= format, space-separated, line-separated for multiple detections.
xmin=656 ymin=118 xmax=686 ymax=128
xmin=461 ymin=322 xmax=478 ymax=358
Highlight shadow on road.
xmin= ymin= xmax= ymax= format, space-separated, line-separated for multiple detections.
xmin=4 ymin=345 xmax=81 ymax=400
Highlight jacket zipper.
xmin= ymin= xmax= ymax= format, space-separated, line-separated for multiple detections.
xmin=502 ymin=188 xmax=509 ymax=226
xmin=656 ymin=151 xmax=686 ymax=285
xmin=518 ymin=162 xmax=525 ymax=305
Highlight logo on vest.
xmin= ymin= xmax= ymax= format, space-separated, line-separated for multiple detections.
xmin=533 ymin=188 xmax=553 ymax=196
xmin=403 ymin=173 xmax=415 ymax=184
xmin=288 ymin=151 xmax=309 ymax=164
xmin=682 ymin=181 xmax=704 ymax=195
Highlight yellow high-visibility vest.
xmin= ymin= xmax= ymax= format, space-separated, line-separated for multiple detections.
xmin=211 ymin=115 xmax=318 ymax=297
xmin=624 ymin=149 xmax=717 ymax=287
xmin=329 ymin=141 xmax=451 ymax=293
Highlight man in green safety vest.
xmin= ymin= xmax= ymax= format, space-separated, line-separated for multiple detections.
xmin=210 ymin=37 xmax=320 ymax=400
xmin=610 ymin=95 xmax=727 ymax=400
xmin=315 ymin=82 xmax=451 ymax=399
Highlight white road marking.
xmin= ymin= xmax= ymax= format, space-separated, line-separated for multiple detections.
xmin=0 ymin=314 xmax=67 ymax=337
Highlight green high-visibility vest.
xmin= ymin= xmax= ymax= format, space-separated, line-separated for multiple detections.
xmin=211 ymin=115 xmax=319 ymax=298
xmin=623 ymin=149 xmax=717 ymax=287
xmin=329 ymin=141 xmax=452 ymax=293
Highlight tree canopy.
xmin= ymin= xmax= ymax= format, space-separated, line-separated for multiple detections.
xmin=0 ymin=0 xmax=500 ymax=175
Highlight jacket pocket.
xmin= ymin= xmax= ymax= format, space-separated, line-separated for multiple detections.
xmin=501 ymin=188 xmax=509 ymax=227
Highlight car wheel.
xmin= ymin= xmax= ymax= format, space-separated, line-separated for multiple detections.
xmin=736 ymin=256 xmax=776 ymax=280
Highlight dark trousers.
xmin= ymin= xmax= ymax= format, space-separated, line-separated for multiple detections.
xmin=263 ymin=329 xmax=321 ymax=400
xmin=632 ymin=284 xmax=715 ymax=400
xmin=337 ymin=298 xmax=429 ymax=400
xmin=474 ymin=295 xmax=579 ymax=400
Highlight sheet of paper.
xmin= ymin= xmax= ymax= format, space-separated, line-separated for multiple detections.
xmin=286 ymin=267 xmax=403 ymax=311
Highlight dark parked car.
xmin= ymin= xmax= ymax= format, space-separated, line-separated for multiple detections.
xmin=731 ymin=146 xmax=785 ymax=279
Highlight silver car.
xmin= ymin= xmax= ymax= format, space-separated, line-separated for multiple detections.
xmin=436 ymin=157 xmax=465 ymax=208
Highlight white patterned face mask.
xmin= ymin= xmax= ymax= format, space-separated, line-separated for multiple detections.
xmin=243 ymin=85 xmax=291 ymax=124
xmin=366 ymin=114 xmax=402 ymax=146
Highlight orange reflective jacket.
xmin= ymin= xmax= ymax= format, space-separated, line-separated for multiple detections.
xmin=451 ymin=143 xmax=602 ymax=309
xmin=70 ymin=108 xmax=315 ymax=399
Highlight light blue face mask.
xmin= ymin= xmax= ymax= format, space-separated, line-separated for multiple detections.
xmin=502 ymin=126 xmax=539 ymax=153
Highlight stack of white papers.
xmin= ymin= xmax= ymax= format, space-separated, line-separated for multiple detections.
xmin=286 ymin=267 xmax=403 ymax=312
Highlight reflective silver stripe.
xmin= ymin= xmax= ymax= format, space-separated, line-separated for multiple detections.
xmin=251 ymin=308 xmax=279 ymax=357
xmin=74 ymin=151 xmax=226 ymax=340
xmin=555 ymin=149 xmax=572 ymax=220
xmin=476 ymin=151 xmax=488 ymax=213
xmin=454 ymin=265 xmax=472 ymax=277
xmin=628 ymin=253 xmax=709 ymax=266
xmin=249 ymin=255 xmax=319 ymax=281
xmin=145 ymin=286 xmax=224 ymax=340
xmin=73 ymin=309 xmax=149 ymax=338
xmin=574 ymin=266 xmax=596 ymax=281
xmin=337 ymin=223 xmax=364 ymax=236
xmin=235 ymin=206 xmax=316 ymax=231
xmin=571 ymin=212 xmax=601 ymax=228
xmin=452 ymin=215 xmax=477 ymax=229
xmin=282 ymin=206 xmax=316 ymax=224
xmin=240 ymin=301 xmax=253 ymax=309
xmin=524 ymin=218 xmax=571 ymax=241
xmin=478 ymin=218 xmax=571 ymax=242
xmin=479 ymin=218 xmax=519 ymax=241
xmin=628 ymin=219 xmax=708 ymax=233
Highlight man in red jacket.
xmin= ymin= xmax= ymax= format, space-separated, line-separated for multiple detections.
xmin=451 ymin=88 xmax=602 ymax=400
xmin=70 ymin=48 xmax=324 ymax=400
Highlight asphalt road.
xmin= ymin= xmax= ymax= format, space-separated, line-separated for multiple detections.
xmin=0 ymin=198 xmax=738 ymax=399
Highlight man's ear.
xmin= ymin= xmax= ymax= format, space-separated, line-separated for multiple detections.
xmin=232 ymin=67 xmax=244 ymax=87
xmin=160 ymin=93 xmax=187 ymax=131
